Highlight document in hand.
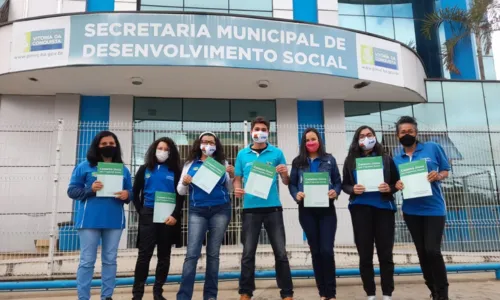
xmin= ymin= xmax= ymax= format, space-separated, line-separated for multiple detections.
xmin=399 ymin=160 xmax=433 ymax=200
xmin=303 ymin=172 xmax=330 ymax=208
xmin=96 ymin=162 xmax=124 ymax=197
xmin=153 ymin=192 xmax=176 ymax=223
xmin=191 ymin=157 xmax=227 ymax=194
xmin=244 ymin=161 xmax=277 ymax=199
xmin=356 ymin=156 xmax=384 ymax=192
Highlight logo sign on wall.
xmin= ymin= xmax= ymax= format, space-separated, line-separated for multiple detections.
xmin=8 ymin=13 xmax=404 ymax=87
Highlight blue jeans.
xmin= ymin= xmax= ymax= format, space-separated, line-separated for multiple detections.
xmin=177 ymin=203 xmax=231 ymax=300
xmin=299 ymin=209 xmax=337 ymax=298
xmin=77 ymin=229 xmax=123 ymax=300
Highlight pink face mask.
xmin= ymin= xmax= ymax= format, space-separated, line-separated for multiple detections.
xmin=306 ymin=141 xmax=320 ymax=153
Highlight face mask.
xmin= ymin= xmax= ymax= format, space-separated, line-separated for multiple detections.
xmin=359 ymin=137 xmax=377 ymax=151
xmin=99 ymin=146 xmax=116 ymax=158
xmin=252 ymin=131 xmax=268 ymax=144
xmin=200 ymin=144 xmax=216 ymax=157
xmin=305 ymin=141 xmax=320 ymax=153
xmin=155 ymin=150 xmax=169 ymax=163
xmin=399 ymin=134 xmax=417 ymax=147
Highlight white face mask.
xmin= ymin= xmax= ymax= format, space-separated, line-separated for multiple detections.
xmin=359 ymin=137 xmax=377 ymax=151
xmin=200 ymin=144 xmax=216 ymax=157
xmin=252 ymin=131 xmax=268 ymax=144
xmin=155 ymin=150 xmax=169 ymax=163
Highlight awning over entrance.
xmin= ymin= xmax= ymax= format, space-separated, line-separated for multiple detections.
xmin=0 ymin=12 xmax=427 ymax=102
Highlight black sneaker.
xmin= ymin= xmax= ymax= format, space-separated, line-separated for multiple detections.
xmin=153 ymin=295 xmax=167 ymax=300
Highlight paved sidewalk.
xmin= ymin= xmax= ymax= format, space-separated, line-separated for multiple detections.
xmin=0 ymin=273 xmax=499 ymax=300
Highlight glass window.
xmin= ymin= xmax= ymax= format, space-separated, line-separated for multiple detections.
xmin=339 ymin=15 xmax=366 ymax=31
xmin=482 ymin=82 xmax=500 ymax=130
xmin=141 ymin=0 xmax=183 ymax=6
xmin=184 ymin=7 xmax=228 ymax=13
xmin=447 ymin=132 xmax=494 ymax=166
xmin=344 ymin=102 xmax=382 ymax=131
xmin=442 ymin=82 xmax=488 ymax=130
xmin=140 ymin=5 xmax=184 ymax=11
xmin=491 ymin=134 xmax=500 ymax=167
xmin=184 ymin=0 xmax=229 ymax=9
xmin=425 ymin=81 xmax=443 ymax=102
xmin=134 ymin=98 xmax=182 ymax=121
xmin=412 ymin=103 xmax=447 ymax=131
xmin=392 ymin=2 xmax=413 ymax=18
xmin=483 ymin=56 xmax=497 ymax=80
xmin=182 ymin=99 xmax=230 ymax=122
xmin=394 ymin=18 xmax=416 ymax=49
xmin=338 ymin=0 xmax=364 ymax=15
xmin=380 ymin=102 xmax=413 ymax=131
xmin=364 ymin=1 xmax=392 ymax=17
xmin=365 ymin=16 xmax=395 ymax=39
xmin=230 ymin=100 xmax=276 ymax=122
xmin=229 ymin=0 xmax=272 ymax=11
xmin=230 ymin=10 xmax=273 ymax=17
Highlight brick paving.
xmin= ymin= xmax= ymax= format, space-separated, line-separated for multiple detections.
xmin=0 ymin=273 xmax=499 ymax=300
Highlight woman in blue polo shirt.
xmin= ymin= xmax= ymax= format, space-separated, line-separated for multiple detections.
xmin=131 ymin=137 xmax=183 ymax=300
xmin=176 ymin=132 xmax=234 ymax=300
xmin=67 ymin=131 xmax=132 ymax=300
xmin=342 ymin=125 xmax=399 ymax=300
xmin=393 ymin=116 xmax=450 ymax=300
xmin=289 ymin=127 xmax=342 ymax=300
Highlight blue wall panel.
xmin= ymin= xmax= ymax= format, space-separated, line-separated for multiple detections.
xmin=86 ymin=0 xmax=115 ymax=12
xmin=292 ymin=0 xmax=318 ymax=23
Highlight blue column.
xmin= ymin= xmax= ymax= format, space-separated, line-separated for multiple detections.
xmin=86 ymin=0 xmax=115 ymax=12
xmin=440 ymin=0 xmax=477 ymax=79
xmin=292 ymin=0 xmax=318 ymax=23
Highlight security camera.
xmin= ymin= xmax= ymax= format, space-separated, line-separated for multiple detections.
xmin=131 ymin=77 xmax=143 ymax=86
xmin=257 ymin=80 xmax=269 ymax=88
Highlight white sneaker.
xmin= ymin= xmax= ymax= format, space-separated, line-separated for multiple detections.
xmin=367 ymin=297 xmax=376 ymax=300
xmin=383 ymin=296 xmax=392 ymax=300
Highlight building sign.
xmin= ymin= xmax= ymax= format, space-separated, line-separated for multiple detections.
xmin=8 ymin=13 xmax=404 ymax=87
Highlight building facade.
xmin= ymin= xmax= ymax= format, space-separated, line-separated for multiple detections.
xmin=0 ymin=0 xmax=499 ymax=258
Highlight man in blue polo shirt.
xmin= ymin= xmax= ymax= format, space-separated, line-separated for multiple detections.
xmin=393 ymin=116 xmax=450 ymax=300
xmin=234 ymin=116 xmax=294 ymax=300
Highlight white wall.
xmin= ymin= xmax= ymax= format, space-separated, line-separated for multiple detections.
xmin=109 ymin=94 xmax=133 ymax=249
xmin=275 ymin=98 xmax=303 ymax=245
xmin=273 ymin=0 xmax=293 ymax=20
xmin=318 ymin=0 xmax=338 ymax=26
xmin=0 ymin=94 xmax=80 ymax=252
xmin=323 ymin=99 xmax=354 ymax=246
xmin=0 ymin=25 xmax=12 ymax=75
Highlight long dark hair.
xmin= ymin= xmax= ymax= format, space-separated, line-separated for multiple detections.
xmin=345 ymin=125 xmax=385 ymax=169
xmin=185 ymin=132 xmax=226 ymax=165
xmin=144 ymin=137 xmax=181 ymax=175
xmin=292 ymin=127 xmax=327 ymax=168
xmin=86 ymin=131 xmax=123 ymax=167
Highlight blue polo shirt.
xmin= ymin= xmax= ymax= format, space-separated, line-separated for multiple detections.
xmin=308 ymin=157 xmax=321 ymax=172
xmin=186 ymin=159 xmax=230 ymax=207
xmin=393 ymin=142 xmax=450 ymax=216
xmin=143 ymin=164 xmax=176 ymax=208
xmin=235 ymin=143 xmax=286 ymax=209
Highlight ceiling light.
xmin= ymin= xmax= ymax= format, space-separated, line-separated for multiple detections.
xmin=28 ymin=77 xmax=38 ymax=82
xmin=353 ymin=81 xmax=370 ymax=89
xmin=131 ymin=77 xmax=143 ymax=85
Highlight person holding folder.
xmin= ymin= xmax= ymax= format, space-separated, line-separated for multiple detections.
xmin=393 ymin=116 xmax=450 ymax=300
xmin=234 ymin=116 xmax=294 ymax=300
xmin=176 ymin=131 xmax=234 ymax=300
xmin=288 ymin=127 xmax=341 ymax=300
xmin=342 ymin=125 xmax=399 ymax=300
xmin=67 ymin=131 xmax=132 ymax=300
xmin=131 ymin=137 xmax=183 ymax=300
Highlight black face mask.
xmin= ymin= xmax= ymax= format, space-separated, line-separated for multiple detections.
xmin=399 ymin=134 xmax=416 ymax=147
xmin=99 ymin=146 xmax=117 ymax=158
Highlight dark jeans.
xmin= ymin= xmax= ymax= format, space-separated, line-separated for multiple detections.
xmin=177 ymin=203 xmax=231 ymax=300
xmin=239 ymin=210 xmax=294 ymax=298
xmin=404 ymin=214 xmax=448 ymax=299
xmin=299 ymin=209 xmax=337 ymax=298
xmin=132 ymin=208 xmax=174 ymax=299
xmin=350 ymin=205 xmax=395 ymax=297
